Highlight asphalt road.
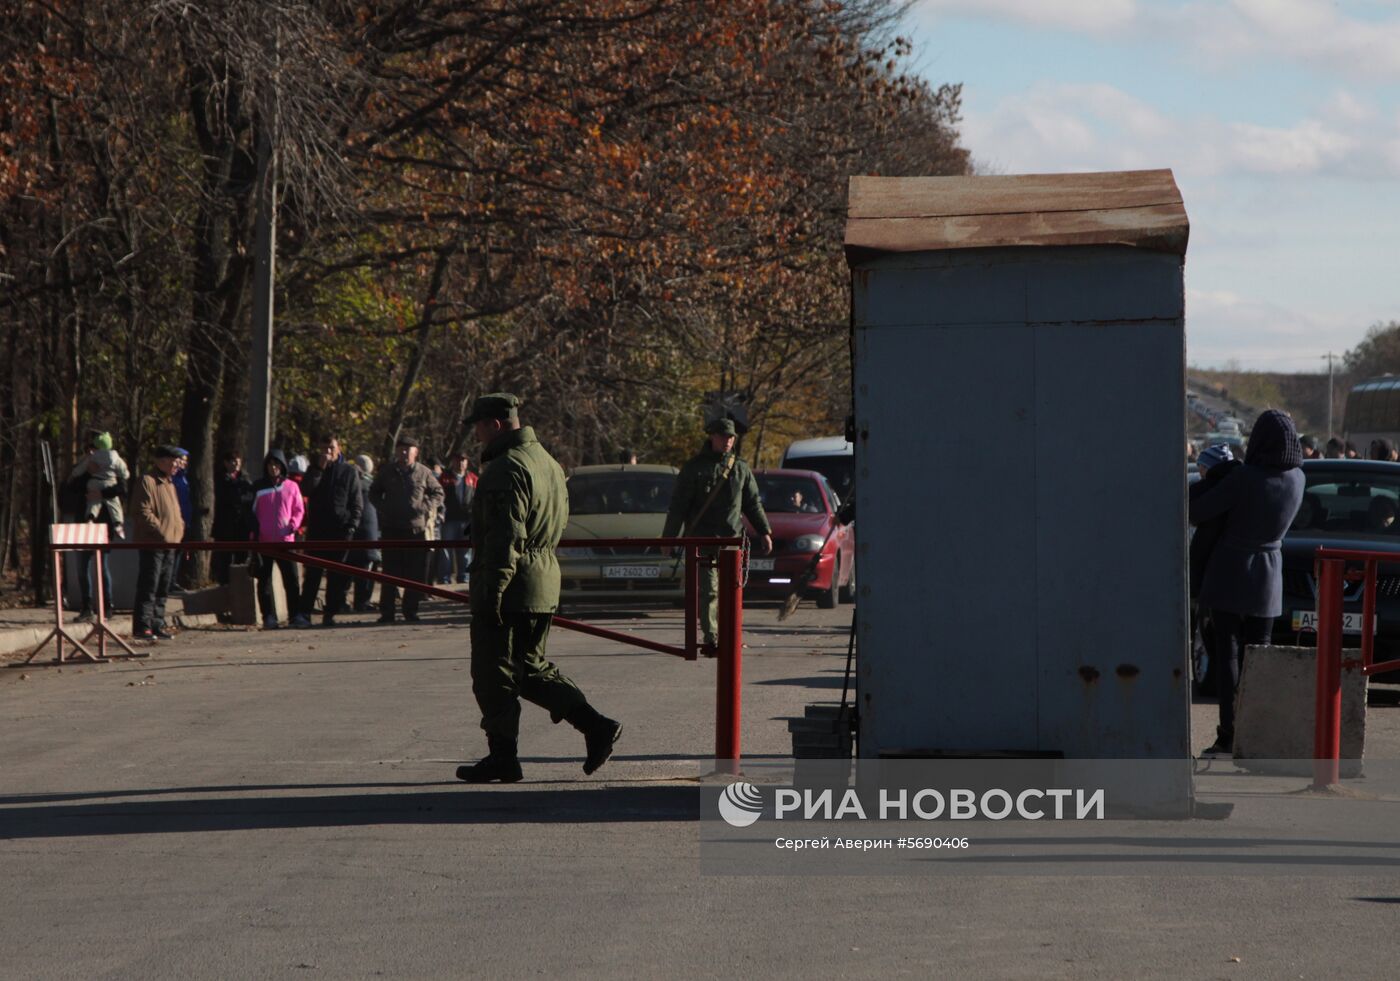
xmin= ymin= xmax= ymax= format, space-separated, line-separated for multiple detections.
xmin=5 ymin=599 xmax=1400 ymax=979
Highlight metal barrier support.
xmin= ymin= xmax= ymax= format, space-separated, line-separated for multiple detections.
xmin=23 ymin=524 xmax=141 ymax=666
xmin=1311 ymin=547 xmax=1400 ymax=789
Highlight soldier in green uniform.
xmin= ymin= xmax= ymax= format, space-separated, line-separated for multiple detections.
xmin=456 ymin=393 xmax=622 ymax=784
xmin=662 ymin=417 xmax=772 ymax=647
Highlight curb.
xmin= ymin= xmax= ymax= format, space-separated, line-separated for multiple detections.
xmin=0 ymin=611 xmax=224 ymax=658
xmin=0 ymin=626 xmax=52 ymax=658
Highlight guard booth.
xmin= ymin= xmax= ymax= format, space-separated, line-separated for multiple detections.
xmin=845 ymin=170 xmax=1192 ymax=812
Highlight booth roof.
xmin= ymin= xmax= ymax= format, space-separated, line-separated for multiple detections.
xmin=844 ymin=169 xmax=1188 ymax=259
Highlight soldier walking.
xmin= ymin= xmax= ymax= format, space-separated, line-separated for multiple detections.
xmin=662 ymin=417 xmax=772 ymax=648
xmin=456 ymin=393 xmax=622 ymax=783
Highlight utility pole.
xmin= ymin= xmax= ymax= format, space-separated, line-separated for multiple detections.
xmin=246 ymin=33 xmax=279 ymax=465
xmin=1322 ymin=352 xmax=1336 ymax=439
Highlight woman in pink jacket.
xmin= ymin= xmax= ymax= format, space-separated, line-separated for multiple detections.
xmin=249 ymin=449 xmax=305 ymax=629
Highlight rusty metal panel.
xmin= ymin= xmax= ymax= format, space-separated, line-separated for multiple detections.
xmin=846 ymin=170 xmax=1188 ymax=257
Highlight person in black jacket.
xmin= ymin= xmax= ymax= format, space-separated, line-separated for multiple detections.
xmin=211 ymin=450 xmax=254 ymax=585
xmin=1189 ymin=410 xmax=1305 ymax=756
xmin=295 ymin=434 xmax=364 ymax=628
xmin=1188 ymin=445 xmax=1242 ymax=696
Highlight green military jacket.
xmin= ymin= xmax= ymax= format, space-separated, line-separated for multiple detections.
xmin=662 ymin=444 xmax=772 ymax=540
xmin=471 ymin=426 xmax=568 ymax=616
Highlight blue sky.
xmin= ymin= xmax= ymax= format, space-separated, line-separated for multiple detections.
xmin=904 ymin=0 xmax=1400 ymax=372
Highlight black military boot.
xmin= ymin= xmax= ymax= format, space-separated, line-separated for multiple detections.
xmin=455 ymin=736 xmax=523 ymax=784
xmin=567 ymin=704 xmax=624 ymax=775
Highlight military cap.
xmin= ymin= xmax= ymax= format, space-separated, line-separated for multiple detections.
xmin=464 ymin=393 xmax=520 ymax=426
xmin=706 ymin=417 xmax=737 ymax=437
xmin=395 ymin=434 xmax=420 ymax=448
xmin=153 ymin=444 xmax=181 ymax=459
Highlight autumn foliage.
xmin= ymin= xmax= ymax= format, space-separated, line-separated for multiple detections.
xmin=0 ymin=0 xmax=969 ymax=587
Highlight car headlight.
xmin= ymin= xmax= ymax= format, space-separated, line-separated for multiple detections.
xmin=792 ymin=534 xmax=825 ymax=553
xmin=556 ymin=547 xmax=592 ymax=558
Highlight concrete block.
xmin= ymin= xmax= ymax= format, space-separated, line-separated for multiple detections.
xmin=225 ymin=563 xmax=259 ymax=625
xmin=1234 ymin=645 xmax=1366 ymax=778
xmin=177 ymin=584 xmax=231 ymax=617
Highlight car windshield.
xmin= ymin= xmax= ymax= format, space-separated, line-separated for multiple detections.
xmin=1292 ymin=471 xmax=1400 ymax=537
xmin=567 ymin=473 xmax=673 ymax=515
xmin=758 ymin=475 xmax=825 ymax=514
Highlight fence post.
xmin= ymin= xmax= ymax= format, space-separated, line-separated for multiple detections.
xmin=715 ymin=545 xmax=743 ymax=771
xmin=1313 ymin=556 xmax=1343 ymax=789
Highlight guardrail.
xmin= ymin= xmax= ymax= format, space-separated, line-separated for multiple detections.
xmin=22 ymin=533 xmax=749 ymax=766
xmin=1311 ymin=546 xmax=1400 ymax=789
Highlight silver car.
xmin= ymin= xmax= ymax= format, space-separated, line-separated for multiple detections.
xmin=558 ymin=464 xmax=683 ymax=600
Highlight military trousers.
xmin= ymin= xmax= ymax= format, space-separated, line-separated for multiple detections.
xmin=471 ymin=611 xmax=587 ymax=740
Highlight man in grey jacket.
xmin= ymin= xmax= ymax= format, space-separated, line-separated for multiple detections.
xmin=369 ymin=435 xmax=445 ymax=623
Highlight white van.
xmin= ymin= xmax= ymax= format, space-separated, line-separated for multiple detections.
xmin=781 ymin=435 xmax=854 ymax=502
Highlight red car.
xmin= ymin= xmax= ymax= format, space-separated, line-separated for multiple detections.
xmin=744 ymin=469 xmax=856 ymax=608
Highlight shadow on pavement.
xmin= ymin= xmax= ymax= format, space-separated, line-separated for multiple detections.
xmin=752 ymin=673 xmax=846 ymax=688
xmin=0 ymin=785 xmax=700 ymax=838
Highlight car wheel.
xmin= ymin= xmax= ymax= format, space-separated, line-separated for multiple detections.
xmin=839 ymin=557 xmax=856 ymax=604
xmin=817 ymin=557 xmax=839 ymax=609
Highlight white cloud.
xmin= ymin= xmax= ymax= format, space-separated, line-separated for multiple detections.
xmin=963 ymin=81 xmax=1400 ymax=180
xmin=1224 ymin=119 xmax=1359 ymax=175
xmin=917 ymin=0 xmax=1400 ymax=79
xmin=1180 ymin=0 xmax=1400 ymax=79
xmin=916 ymin=0 xmax=1140 ymax=34
xmin=1324 ymin=90 xmax=1376 ymax=125
xmin=963 ymin=82 xmax=1192 ymax=175
xmin=1186 ymin=288 xmax=1342 ymax=370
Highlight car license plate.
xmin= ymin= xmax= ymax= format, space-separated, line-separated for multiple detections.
xmin=1291 ymin=610 xmax=1375 ymax=634
xmin=748 ymin=558 xmax=775 ymax=571
xmin=603 ymin=565 xmax=659 ymax=579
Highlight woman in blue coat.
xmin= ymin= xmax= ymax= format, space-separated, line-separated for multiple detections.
xmin=1188 ymin=410 xmax=1305 ymax=756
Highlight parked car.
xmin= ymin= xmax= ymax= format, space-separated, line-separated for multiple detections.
xmin=744 ymin=469 xmax=855 ymax=608
xmin=1273 ymin=459 xmax=1400 ymax=682
xmin=558 ymin=464 xmax=682 ymax=601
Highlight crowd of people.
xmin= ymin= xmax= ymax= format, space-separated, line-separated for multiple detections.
xmin=1190 ymin=432 xmax=1400 ymax=464
xmin=62 ymin=430 xmax=480 ymax=638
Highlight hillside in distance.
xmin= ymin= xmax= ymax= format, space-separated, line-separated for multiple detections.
xmin=1187 ymin=368 xmax=1347 ymax=440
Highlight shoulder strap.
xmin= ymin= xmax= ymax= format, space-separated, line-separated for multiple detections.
xmin=684 ymin=454 xmax=736 ymax=535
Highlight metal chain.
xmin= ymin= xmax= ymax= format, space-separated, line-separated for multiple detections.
xmin=740 ymin=534 xmax=751 ymax=589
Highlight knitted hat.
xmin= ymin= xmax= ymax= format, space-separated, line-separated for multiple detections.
xmin=1197 ymin=444 xmax=1234 ymax=472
